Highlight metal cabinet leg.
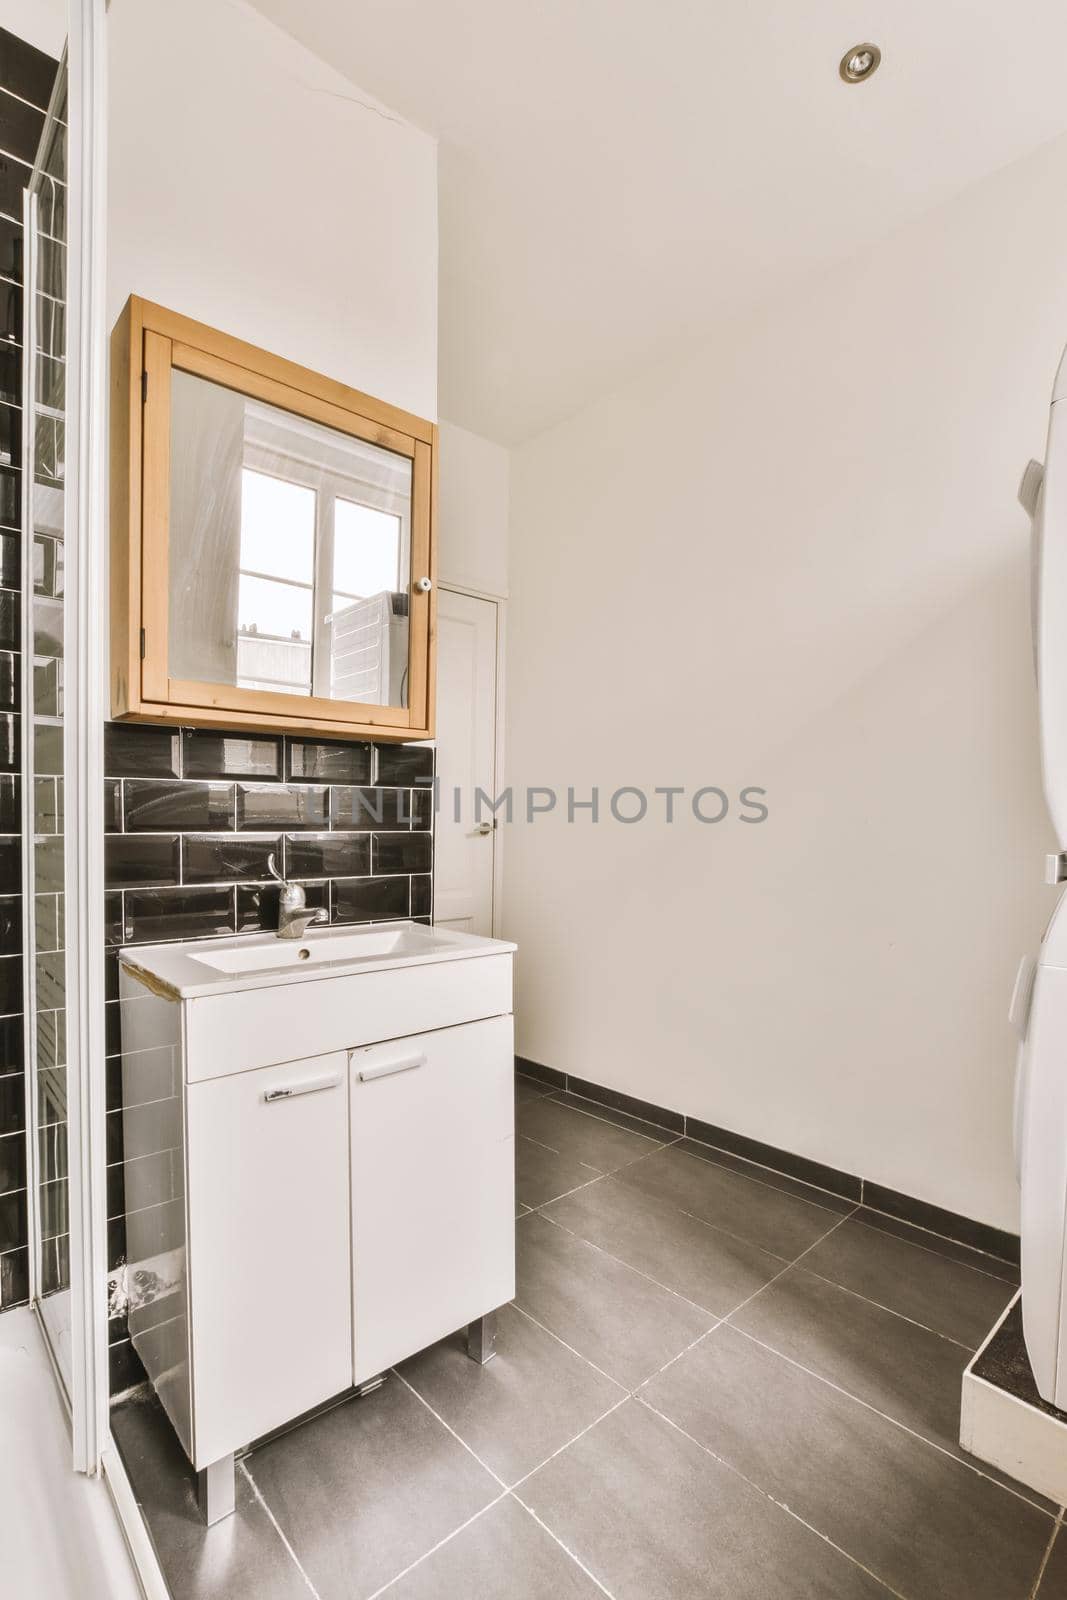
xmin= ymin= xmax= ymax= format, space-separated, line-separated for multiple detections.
xmin=198 ymin=1452 xmax=236 ymax=1525
xmin=466 ymin=1310 xmax=497 ymax=1365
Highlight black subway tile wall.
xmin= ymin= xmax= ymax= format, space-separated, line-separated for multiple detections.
xmin=105 ymin=721 xmax=435 ymax=1387
xmin=0 ymin=29 xmax=58 ymax=1313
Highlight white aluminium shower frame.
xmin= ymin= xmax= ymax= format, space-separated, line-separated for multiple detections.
xmin=18 ymin=0 xmax=111 ymax=1479
xmin=65 ymin=0 xmax=111 ymax=1479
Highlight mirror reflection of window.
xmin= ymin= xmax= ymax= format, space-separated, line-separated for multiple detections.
xmin=329 ymin=501 xmax=408 ymax=704
xmin=169 ymin=371 xmax=413 ymax=706
xmin=237 ymin=469 xmax=315 ymax=693
xmin=332 ymin=499 xmax=402 ymax=608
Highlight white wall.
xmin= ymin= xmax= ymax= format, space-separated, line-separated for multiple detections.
xmin=505 ymin=130 xmax=1067 ymax=1233
xmin=106 ymin=0 xmax=437 ymax=421
xmin=437 ymin=420 xmax=509 ymax=597
xmin=0 ymin=0 xmax=64 ymax=58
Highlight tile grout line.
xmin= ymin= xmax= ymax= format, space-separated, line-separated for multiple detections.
xmin=509 ymin=1301 xmax=627 ymax=1391
xmin=505 ymin=1394 xmax=630 ymax=1495
xmin=508 ymin=1491 xmax=619 ymax=1599
xmin=533 ymin=1206 xmax=727 ymax=1323
xmin=729 ymin=1320 xmax=1058 ymax=1517
xmin=392 ymin=1366 xmax=509 ymax=1490
xmin=848 ymin=1206 xmax=1021 ymax=1287
xmin=542 ymin=1163 xmax=801 ymax=1271
xmin=1029 ymin=1508 xmax=1064 ymax=1599
xmin=238 ymin=1458 xmax=323 ymax=1600
xmin=636 ymin=1394 xmax=909 ymax=1600
xmin=523 ymin=1168 xmax=609 ymax=1208
xmin=674 ymin=1136 xmax=860 ymax=1216
xmin=719 ymin=1189 xmax=1031 ymax=1496
xmin=519 ymin=1132 xmax=566 ymax=1157
xmin=526 ymin=1074 xmax=1020 ymax=1275
xmin=366 ymin=1369 xmax=629 ymax=1598
xmin=549 ymin=1085 xmax=683 ymax=1137
xmin=682 ymin=1203 xmax=861 ymax=1331
xmin=361 ymin=1491 xmax=509 ymax=1600
xmin=519 ymin=1098 xmax=677 ymax=1163
xmin=517 ymin=1122 xmax=884 ymax=1355
xmin=542 ymin=1092 xmax=678 ymax=1145
xmin=515 ymin=1073 xmax=561 ymax=1099
xmin=682 ymin=1131 xmax=860 ymax=1207
xmin=796 ymin=1263 xmax=987 ymax=1352
xmin=631 ymin=1317 xmax=725 ymax=1395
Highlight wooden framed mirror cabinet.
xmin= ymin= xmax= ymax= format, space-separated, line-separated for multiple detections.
xmin=110 ymin=296 xmax=437 ymax=740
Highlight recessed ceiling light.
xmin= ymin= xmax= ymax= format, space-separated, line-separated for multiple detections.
xmin=839 ymin=43 xmax=881 ymax=84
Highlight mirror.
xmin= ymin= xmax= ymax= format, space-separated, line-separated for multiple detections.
xmin=168 ymin=370 xmax=414 ymax=708
xmin=110 ymin=297 xmax=437 ymax=742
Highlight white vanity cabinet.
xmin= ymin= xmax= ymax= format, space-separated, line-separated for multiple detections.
xmin=118 ymin=922 xmax=516 ymax=1522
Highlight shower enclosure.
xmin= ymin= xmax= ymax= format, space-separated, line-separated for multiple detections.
xmin=21 ymin=45 xmax=72 ymax=1393
xmin=16 ymin=0 xmax=111 ymax=1482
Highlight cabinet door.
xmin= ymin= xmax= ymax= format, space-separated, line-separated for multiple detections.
xmin=186 ymin=1053 xmax=352 ymax=1465
xmin=350 ymin=1016 xmax=514 ymax=1385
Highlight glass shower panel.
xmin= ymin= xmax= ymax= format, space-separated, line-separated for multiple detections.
xmin=22 ymin=54 xmax=70 ymax=1388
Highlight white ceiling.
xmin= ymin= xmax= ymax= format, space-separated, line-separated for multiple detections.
xmin=250 ymin=0 xmax=1067 ymax=443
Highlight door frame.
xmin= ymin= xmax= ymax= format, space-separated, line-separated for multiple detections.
xmin=437 ymin=584 xmax=507 ymax=939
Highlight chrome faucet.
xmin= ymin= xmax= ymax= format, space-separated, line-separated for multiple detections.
xmin=268 ymin=853 xmax=328 ymax=940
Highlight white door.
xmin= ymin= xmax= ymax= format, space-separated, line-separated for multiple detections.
xmin=185 ymin=1054 xmax=352 ymax=1465
xmin=349 ymin=1018 xmax=515 ymax=1386
xmin=434 ymin=589 xmax=499 ymax=933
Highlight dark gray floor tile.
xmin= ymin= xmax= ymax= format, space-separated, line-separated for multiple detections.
xmin=731 ymin=1265 xmax=989 ymax=1467
xmin=111 ymin=1391 xmax=309 ymax=1600
xmin=549 ymin=1090 xmax=680 ymax=1141
xmin=385 ymin=1495 xmax=605 ymax=1598
xmin=515 ymin=1211 xmax=714 ymax=1389
xmin=245 ymin=1376 xmax=499 ymax=1600
xmin=543 ymin=1173 xmax=786 ymax=1317
xmin=856 ymin=1205 xmax=1020 ymax=1285
xmin=516 ymin=1074 xmax=554 ymax=1105
xmin=679 ymin=1137 xmax=855 ymax=1215
xmin=617 ymin=1144 xmax=849 ymax=1259
xmin=518 ymin=1095 xmax=666 ymax=1173
xmin=643 ymin=1322 xmax=1054 ymax=1600
xmin=1038 ymin=1525 xmax=1067 ymax=1595
xmin=518 ymin=1397 xmax=893 ymax=1599
xmin=516 ymin=1135 xmax=600 ymax=1208
xmin=803 ymin=1214 xmax=1016 ymax=1348
xmin=397 ymin=1303 xmax=625 ymax=1483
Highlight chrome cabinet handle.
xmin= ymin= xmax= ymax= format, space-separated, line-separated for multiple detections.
xmin=264 ymin=1072 xmax=342 ymax=1102
xmin=353 ymin=1053 xmax=426 ymax=1083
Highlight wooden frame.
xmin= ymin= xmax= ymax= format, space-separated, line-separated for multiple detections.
xmin=110 ymin=296 xmax=438 ymax=740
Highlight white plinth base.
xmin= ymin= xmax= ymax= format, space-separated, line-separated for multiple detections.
xmin=961 ymin=1290 xmax=1067 ymax=1507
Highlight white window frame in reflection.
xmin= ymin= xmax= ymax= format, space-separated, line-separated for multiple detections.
xmin=235 ymin=414 xmax=412 ymax=701
xmin=237 ymin=467 xmax=316 ymax=693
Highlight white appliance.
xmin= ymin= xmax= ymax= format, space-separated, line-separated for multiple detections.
xmin=329 ymin=591 xmax=409 ymax=704
xmin=1013 ymin=343 xmax=1067 ymax=1409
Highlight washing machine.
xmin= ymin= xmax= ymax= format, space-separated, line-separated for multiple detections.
xmin=1012 ymin=343 xmax=1067 ymax=1409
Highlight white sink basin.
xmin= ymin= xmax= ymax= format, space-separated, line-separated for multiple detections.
xmin=120 ymin=920 xmax=515 ymax=999
xmin=190 ymin=925 xmax=433 ymax=975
